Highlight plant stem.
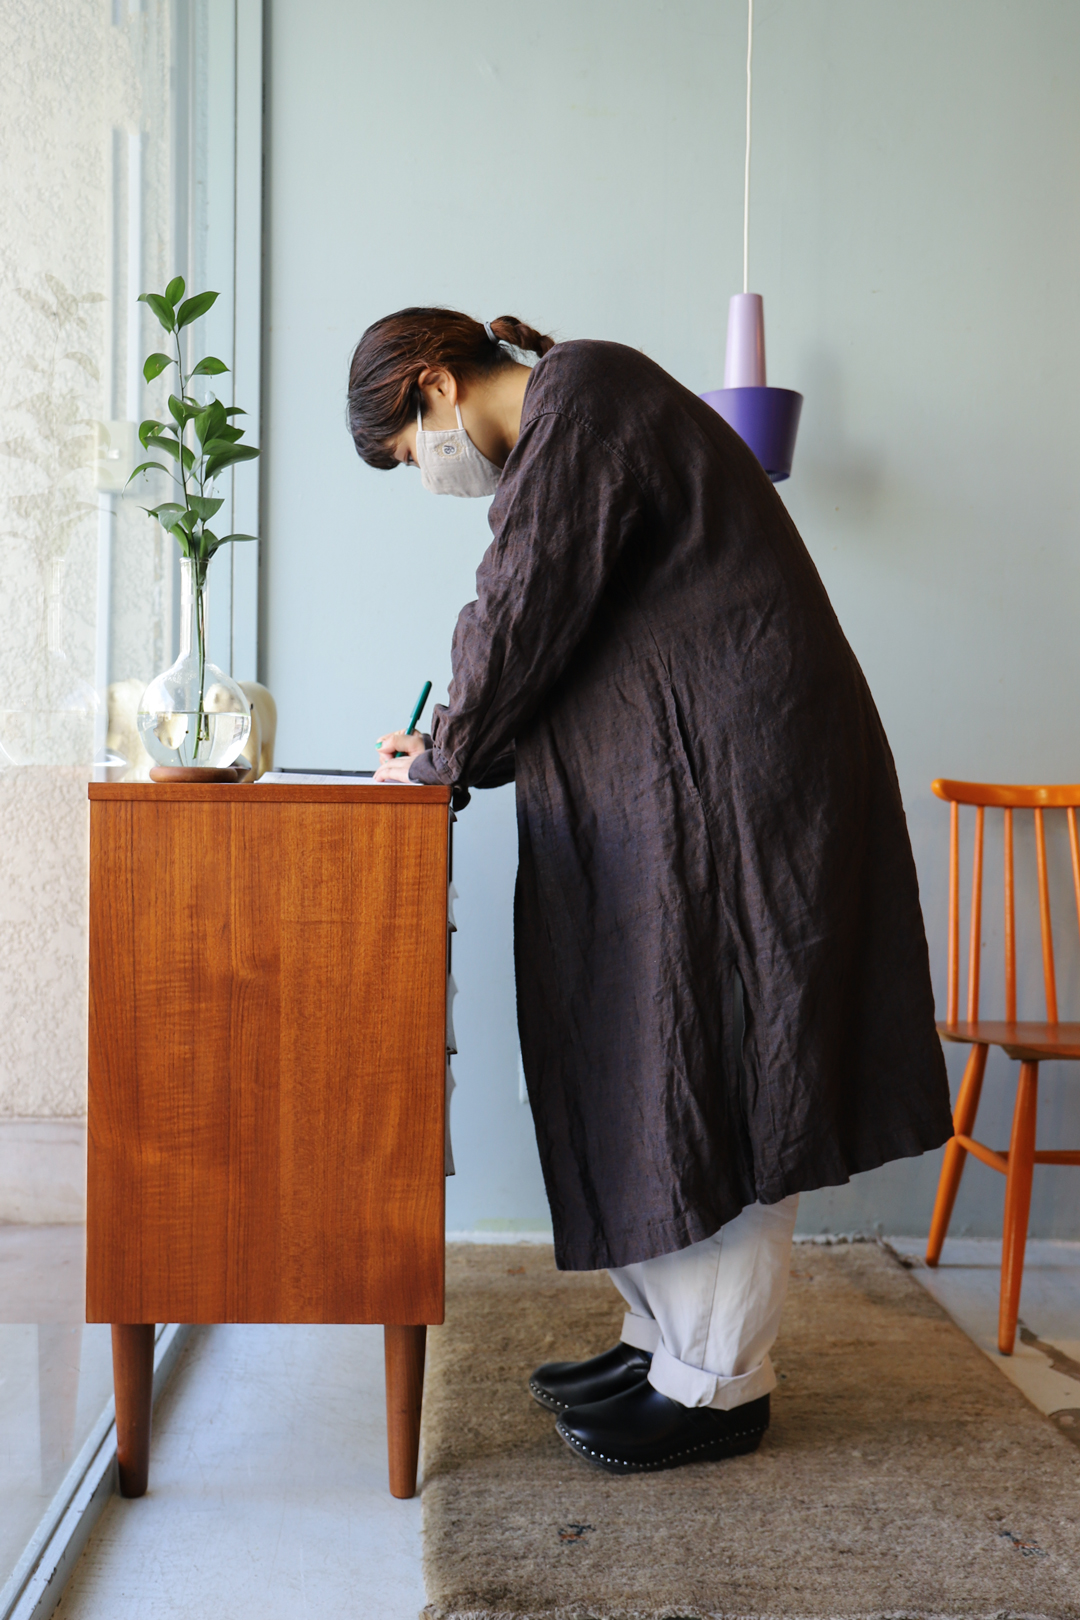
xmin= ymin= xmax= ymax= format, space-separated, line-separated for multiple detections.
xmin=173 ymin=327 xmax=190 ymax=516
xmin=194 ymin=571 xmax=208 ymax=748
xmin=173 ymin=322 xmax=209 ymax=747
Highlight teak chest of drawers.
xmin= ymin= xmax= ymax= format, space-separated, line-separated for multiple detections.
xmin=86 ymin=781 xmax=452 ymax=1498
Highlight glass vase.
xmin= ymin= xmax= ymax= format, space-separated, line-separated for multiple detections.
xmin=137 ymin=558 xmax=251 ymax=769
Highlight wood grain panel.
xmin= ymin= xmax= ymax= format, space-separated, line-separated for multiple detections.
xmin=87 ymin=802 xmax=143 ymax=1314
xmin=89 ymin=783 xmax=449 ymax=804
xmin=87 ymin=786 xmax=449 ymax=1325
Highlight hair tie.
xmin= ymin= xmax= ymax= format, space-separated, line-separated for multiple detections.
xmin=483 ymin=321 xmax=498 ymax=344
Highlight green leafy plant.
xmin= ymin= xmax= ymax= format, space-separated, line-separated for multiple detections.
xmin=126 ymin=275 xmax=258 ymax=591
xmin=126 ymin=277 xmax=259 ymax=758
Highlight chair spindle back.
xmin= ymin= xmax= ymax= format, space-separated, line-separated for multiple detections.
xmin=935 ymin=780 xmax=1080 ymax=1028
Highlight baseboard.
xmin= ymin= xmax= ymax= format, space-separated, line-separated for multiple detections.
xmin=446 ymin=1230 xmax=554 ymax=1245
xmin=0 ymin=1120 xmax=85 ymax=1224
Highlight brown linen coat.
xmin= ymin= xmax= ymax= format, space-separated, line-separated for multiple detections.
xmin=411 ymin=339 xmax=952 ymax=1271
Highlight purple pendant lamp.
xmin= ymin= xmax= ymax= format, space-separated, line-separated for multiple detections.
xmin=699 ymin=0 xmax=803 ymax=482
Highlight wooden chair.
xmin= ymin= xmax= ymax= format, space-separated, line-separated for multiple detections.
xmin=926 ymin=780 xmax=1080 ymax=1354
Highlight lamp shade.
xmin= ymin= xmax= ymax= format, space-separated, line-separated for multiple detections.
xmin=700 ymin=292 xmax=803 ymax=482
xmin=723 ymin=293 xmax=767 ymax=387
xmin=699 ymin=385 xmax=803 ymax=483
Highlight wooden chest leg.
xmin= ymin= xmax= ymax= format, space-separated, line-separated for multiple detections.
xmin=112 ymin=1324 xmax=156 ymax=1497
xmin=384 ymin=1325 xmax=427 ymax=1499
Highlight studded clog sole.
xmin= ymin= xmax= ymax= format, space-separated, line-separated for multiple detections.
xmin=555 ymin=1411 xmax=767 ymax=1474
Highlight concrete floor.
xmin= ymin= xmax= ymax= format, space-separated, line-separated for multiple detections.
xmin=2 ymin=1229 xmax=1078 ymax=1619
xmin=0 ymin=1224 xmax=86 ymax=1322
xmin=0 ymin=1322 xmax=115 ymax=1594
xmin=51 ymin=1322 xmax=426 ymax=1620
xmin=890 ymin=1234 xmax=1080 ymax=1443
xmin=0 ymin=1227 xmax=115 ymax=1591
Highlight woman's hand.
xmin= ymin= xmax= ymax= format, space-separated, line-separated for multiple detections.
xmin=372 ymin=728 xmax=426 ymax=783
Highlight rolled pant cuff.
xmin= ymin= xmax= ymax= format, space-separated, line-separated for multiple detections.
xmin=647 ymin=1342 xmax=777 ymax=1410
xmin=619 ymin=1312 xmax=662 ymax=1353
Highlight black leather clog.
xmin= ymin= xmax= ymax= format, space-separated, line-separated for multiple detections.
xmin=556 ymin=1382 xmax=770 ymax=1473
xmin=529 ymin=1342 xmax=653 ymax=1413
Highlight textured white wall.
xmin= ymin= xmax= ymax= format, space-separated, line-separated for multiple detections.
xmin=0 ymin=772 xmax=91 ymax=1118
xmin=259 ymin=0 xmax=1080 ymax=1236
xmin=0 ymin=3 xmax=122 ymax=1116
xmin=0 ymin=2 xmax=183 ymax=1117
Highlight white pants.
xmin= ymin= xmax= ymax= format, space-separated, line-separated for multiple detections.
xmin=609 ymin=1195 xmax=799 ymax=1411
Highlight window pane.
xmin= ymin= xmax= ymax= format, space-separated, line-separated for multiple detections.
xmin=0 ymin=0 xmax=245 ymax=1595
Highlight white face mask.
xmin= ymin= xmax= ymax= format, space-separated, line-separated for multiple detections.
xmin=415 ymin=403 xmax=502 ymax=498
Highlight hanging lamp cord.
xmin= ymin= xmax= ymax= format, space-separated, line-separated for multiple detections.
xmin=743 ymin=0 xmax=753 ymax=294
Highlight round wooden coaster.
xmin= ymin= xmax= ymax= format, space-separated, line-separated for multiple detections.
xmin=148 ymin=765 xmax=247 ymax=783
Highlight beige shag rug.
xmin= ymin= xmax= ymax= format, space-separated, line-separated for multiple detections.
xmin=420 ymin=1241 xmax=1080 ymax=1620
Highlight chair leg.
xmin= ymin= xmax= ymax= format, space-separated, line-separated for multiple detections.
xmin=999 ymin=1060 xmax=1039 ymax=1356
xmin=926 ymin=1044 xmax=988 ymax=1265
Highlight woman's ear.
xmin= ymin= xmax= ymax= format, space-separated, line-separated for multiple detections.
xmin=417 ymin=367 xmax=459 ymax=408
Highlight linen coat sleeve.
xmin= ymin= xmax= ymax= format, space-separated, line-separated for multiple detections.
xmin=420 ymin=409 xmax=647 ymax=789
xmin=409 ymin=742 xmax=515 ymax=790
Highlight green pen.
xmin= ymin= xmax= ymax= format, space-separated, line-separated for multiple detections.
xmin=394 ymin=680 xmax=432 ymax=756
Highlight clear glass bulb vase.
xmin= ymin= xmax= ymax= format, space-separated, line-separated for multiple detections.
xmin=138 ymin=558 xmax=251 ymax=769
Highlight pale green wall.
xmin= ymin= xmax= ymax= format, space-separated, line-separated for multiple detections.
xmin=262 ymin=0 xmax=1080 ymax=1237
